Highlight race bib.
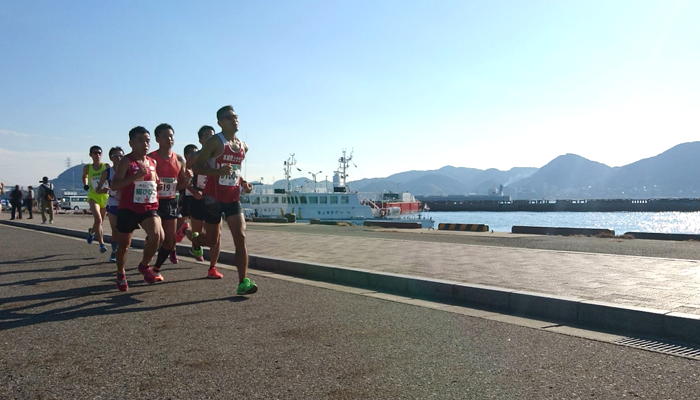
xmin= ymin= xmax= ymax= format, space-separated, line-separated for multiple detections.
xmin=91 ymin=176 xmax=106 ymax=191
xmin=159 ymin=177 xmax=177 ymax=197
xmin=133 ymin=181 xmax=157 ymax=204
xmin=218 ymin=164 xmax=241 ymax=187
xmin=196 ymin=175 xmax=207 ymax=189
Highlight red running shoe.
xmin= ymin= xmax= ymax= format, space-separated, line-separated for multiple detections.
xmin=169 ymin=251 xmax=178 ymax=264
xmin=116 ymin=274 xmax=129 ymax=292
xmin=138 ymin=264 xmax=156 ymax=284
xmin=207 ymin=266 xmax=223 ymax=279
xmin=152 ymin=268 xmax=164 ymax=282
xmin=175 ymin=222 xmax=190 ymax=243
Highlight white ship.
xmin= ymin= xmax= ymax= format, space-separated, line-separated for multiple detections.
xmin=240 ymin=151 xmax=434 ymax=228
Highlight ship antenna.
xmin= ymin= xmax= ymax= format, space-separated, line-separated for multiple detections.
xmin=337 ymin=149 xmax=353 ymax=188
xmin=283 ymin=153 xmax=298 ymax=193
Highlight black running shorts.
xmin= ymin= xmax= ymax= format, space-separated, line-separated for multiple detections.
xmin=117 ymin=209 xmax=160 ymax=234
xmin=202 ymin=195 xmax=242 ymax=224
xmin=157 ymin=198 xmax=180 ymax=220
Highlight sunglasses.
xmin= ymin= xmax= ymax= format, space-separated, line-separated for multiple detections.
xmin=92 ymin=151 xmax=102 ymax=155
xmin=221 ymin=114 xmax=238 ymax=121
xmin=110 ymin=154 xmax=124 ymax=158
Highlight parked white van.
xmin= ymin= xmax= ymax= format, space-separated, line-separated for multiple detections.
xmin=61 ymin=196 xmax=90 ymax=211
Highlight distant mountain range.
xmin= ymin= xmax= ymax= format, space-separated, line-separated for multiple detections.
xmin=45 ymin=142 xmax=700 ymax=200
xmin=346 ymin=141 xmax=700 ymax=199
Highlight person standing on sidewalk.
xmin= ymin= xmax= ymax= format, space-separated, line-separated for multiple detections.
xmin=82 ymin=146 xmax=109 ymax=253
xmin=0 ymin=182 xmax=5 ymax=217
xmin=24 ymin=186 xmax=35 ymax=219
xmin=9 ymin=185 xmax=23 ymax=220
xmin=148 ymin=123 xmax=188 ymax=281
xmin=192 ymin=105 xmax=257 ymax=295
xmin=38 ymin=177 xmax=55 ymax=224
xmin=111 ymin=126 xmax=164 ymax=292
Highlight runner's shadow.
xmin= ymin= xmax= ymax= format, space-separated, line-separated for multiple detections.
xmin=0 ymin=283 xmax=116 ymax=312
xmin=0 ymin=258 xmax=98 ymax=276
xmin=0 ymin=254 xmax=67 ymax=265
xmin=0 ymin=270 xmax=113 ymax=288
xmin=0 ymin=292 xmax=233 ymax=331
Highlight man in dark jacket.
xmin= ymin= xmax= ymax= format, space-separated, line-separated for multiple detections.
xmin=9 ymin=185 xmax=23 ymax=220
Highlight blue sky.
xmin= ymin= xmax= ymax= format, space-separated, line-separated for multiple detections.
xmin=1 ymin=0 xmax=699 ymax=189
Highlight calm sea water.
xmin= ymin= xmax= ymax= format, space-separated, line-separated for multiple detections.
xmin=425 ymin=211 xmax=700 ymax=234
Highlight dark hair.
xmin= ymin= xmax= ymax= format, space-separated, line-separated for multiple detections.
xmin=216 ymin=105 xmax=234 ymax=121
xmin=197 ymin=125 xmax=215 ymax=140
xmin=154 ymin=123 xmax=174 ymax=139
xmin=109 ymin=146 xmax=124 ymax=157
xmin=183 ymin=144 xmax=198 ymax=156
xmin=128 ymin=126 xmax=150 ymax=141
xmin=89 ymin=145 xmax=102 ymax=154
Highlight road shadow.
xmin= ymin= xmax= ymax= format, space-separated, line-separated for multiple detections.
xmin=0 ymin=286 xmax=241 ymax=331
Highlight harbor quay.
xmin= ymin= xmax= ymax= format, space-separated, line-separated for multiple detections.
xmin=3 ymin=213 xmax=700 ymax=345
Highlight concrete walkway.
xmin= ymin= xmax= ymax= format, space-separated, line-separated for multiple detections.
xmin=3 ymin=213 xmax=700 ymax=344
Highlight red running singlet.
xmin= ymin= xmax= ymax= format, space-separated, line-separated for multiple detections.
xmin=203 ymin=133 xmax=245 ymax=203
xmin=118 ymin=155 xmax=159 ymax=213
xmin=148 ymin=151 xmax=180 ymax=200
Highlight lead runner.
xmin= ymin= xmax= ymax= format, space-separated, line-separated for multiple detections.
xmin=111 ymin=126 xmax=164 ymax=291
xmin=192 ymin=105 xmax=257 ymax=295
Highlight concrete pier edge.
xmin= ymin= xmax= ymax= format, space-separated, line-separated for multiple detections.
xmin=3 ymin=219 xmax=700 ymax=347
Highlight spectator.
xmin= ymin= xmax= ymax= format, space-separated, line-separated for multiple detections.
xmin=9 ymin=185 xmax=23 ymax=220
xmin=24 ymin=186 xmax=35 ymax=219
xmin=38 ymin=177 xmax=55 ymax=224
xmin=0 ymin=182 xmax=4 ymax=216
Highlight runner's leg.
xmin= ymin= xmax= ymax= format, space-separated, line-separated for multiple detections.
xmin=226 ymin=213 xmax=248 ymax=284
xmin=88 ymin=199 xmax=105 ymax=245
xmin=116 ymin=232 xmax=131 ymax=276
xmin=140 ymin=215 xmax=164 ymax=267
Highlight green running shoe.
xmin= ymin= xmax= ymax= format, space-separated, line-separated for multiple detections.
xmin=236 ymin=278 xmax=258 ymax=295
xmin=189 ymin=232 xmax=203 ymax=258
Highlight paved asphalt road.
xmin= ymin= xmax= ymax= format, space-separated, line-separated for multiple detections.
xmin=2 ymin=225 xmax=700 ymax=399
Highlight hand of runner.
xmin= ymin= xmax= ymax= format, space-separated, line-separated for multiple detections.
xmin=135 ymin=162 xmax=148 ymax=179
xmin=218 ymin=163 xmax=233 ymax=176
xmin=242 ymin=181 xmax=253 ymax=193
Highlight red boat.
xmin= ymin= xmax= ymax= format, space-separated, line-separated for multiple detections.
xmin=362 ymin=192 xmax=423 ymax=217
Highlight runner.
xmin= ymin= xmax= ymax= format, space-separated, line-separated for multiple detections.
xmin=175 ymin=143 xmax=199 ymax=251
xmin=149 ymin=123 xmax=187 ymax=281
xmin=95 ymin=147 xmax=125 ymax=262
xmin=111 ymin=126 xmax=164 ymax=291
xmin=192 ymin=106 xmax=257 ymax=295
xmin=177 ymin=126 xmax=217 ymax=267
xmin=82 ymin=146 xmax=109 ymax=253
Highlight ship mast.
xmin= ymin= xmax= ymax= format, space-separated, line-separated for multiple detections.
xmin=283 ymin=153 xmax=299 ymax=193
xmin=334 ymin=149 xmax=353 ymax=190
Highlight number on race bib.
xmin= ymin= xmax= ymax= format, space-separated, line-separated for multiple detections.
xmin=159 ymin=177 xmax=177 ymax=197
xmin=218 ymin=164 xmax=241 ymax=187
xmin=134 ymin=181 xmax=157 ymax=204
xmin=91 ymin=176 xmax=106 ymax=191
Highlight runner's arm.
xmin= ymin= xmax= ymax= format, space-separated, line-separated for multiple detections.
xmin=111 ymin=158 xmax=146 ymax=190
xmin=192 ymin=137 xmax=228 ymax=176
xmin=175 ymin=154 xmax=189 ymax=190
xmin=95 ymin=170 xmax=109 ymax=194
xmin=82 ymin=165 xmax=89 ymax=190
